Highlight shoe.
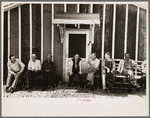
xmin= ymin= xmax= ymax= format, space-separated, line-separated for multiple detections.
xmin=42 ymin=87 xmax=47 ymax=91
xmin=10 ymin=87 xmax=15 ymax=93
xmin=5 ymin=87 xmax=10 ymax=93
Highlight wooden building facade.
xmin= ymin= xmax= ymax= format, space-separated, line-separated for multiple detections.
xmin=2 ymin=2 xmax=147 ymax=82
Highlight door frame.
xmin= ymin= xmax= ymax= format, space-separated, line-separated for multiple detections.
xmin=63 ymin=28 xmax=92 ymax=82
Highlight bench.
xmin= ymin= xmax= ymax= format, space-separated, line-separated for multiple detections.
xmin=114 ymin=59 xmax=143 ymax=80
xmin=17 ymin=74 xmax=45 ymax=90
xmin=102 ymin=59 xmax=143 ymax=90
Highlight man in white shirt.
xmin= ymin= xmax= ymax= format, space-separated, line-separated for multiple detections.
xmin=86 ymin=53 xmax=100 ymax=89
xmin=6 ymin=55 xmax=25 ymax=93
xmin=24 ymin=54 xmax=41 ymax=90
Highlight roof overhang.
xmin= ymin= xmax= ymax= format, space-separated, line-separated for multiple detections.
xmin=53 ymin=13 xmax=100 ymax=25
xmin=3 ymin=3 xmax=25 ymax=11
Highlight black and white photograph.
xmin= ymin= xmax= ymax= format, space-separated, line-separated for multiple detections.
xmin=1 ymin=1 xmax=149 ymax=116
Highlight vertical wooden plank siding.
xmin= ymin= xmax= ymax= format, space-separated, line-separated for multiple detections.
xmin=92 ymin=4 xmax=103 ymax=58
xmin=104 ymin=4 xmax=113 ymax=55
xmin=67 ymin=4 xmax=77 ymax=13
xmin=127 ymin=5 xmax=137 ymax=60
xmin=21 ymin=4 xmax=30 ymax=68
xmin=114 ymin=4 xmax=126 ymax=59
xmin=32 ymin=4 xmax=41 ymax=60
xmin=43 ymin=4 xmax=52 ymax=61
xmin=10 ymin=8 xmax=19 ymax=58
xmin=4 ymin=11 xmax=8 ymax=83
xmin=138 ymin=8 xmax=147 ymax=61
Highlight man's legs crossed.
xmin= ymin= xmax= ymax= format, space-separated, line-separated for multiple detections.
xmin=5 ymin=74 xmax=14 ymax=92
xmin=10 ymin=73 xmax=22 ymax=92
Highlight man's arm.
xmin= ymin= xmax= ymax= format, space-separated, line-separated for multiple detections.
xmin=89 ymin=59 xmax=100 ymax=72
xmin=79 ymin=60 xmax=82 ymax=74
xmin=112 ymin=60 xmax=116 ymax=72
xmin=28 ymin=61 xmax=32 ymax=70
xmin=37 ymin=60 xmax=41 ymax=71
xmin=69 ymin=60 xmax=73 ymax=74
xmin=117 ymin=59 xmax=123 ymax=73
xmin=41 ymin=62 xmax=45 ymax=72
xmin=18 ymin=59 xmax=25 ymax=73
xmin=7 ymin=62 xmax=16 ymax=75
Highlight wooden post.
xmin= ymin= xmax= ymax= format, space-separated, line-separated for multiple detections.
xmin=30 ymin=3 xmax=32 ymax=60
xmin=124 ymin=4 xmax=128 ymax=55
xmin=135 ymin=6 xmax=140 ymax=78
xmin=19 ymin=6 xmax=21 ymax=60
xmin=135 ymin=6 xmax=139 ymax=61
xmin=101 ymin=4 xmax=106 ymax=59
xmin=8 ymin=10 xmax=10 ymax=62
xmin=102 ymin=4 xmax=106 ymax=90
xmin=64 ymin=3 xmax=66 ymax=13
xmin=41 ymin=3 xmax=43 ymax=63
xmin=51 ymin=3 xmax=54 ymax=61
xmin=90 ymin=3 xmax=93 ymax=13
xmin=112 ymin=4 xmax=116 ymax=59
xmin=77 ymin=3 xmax=79 ymax=13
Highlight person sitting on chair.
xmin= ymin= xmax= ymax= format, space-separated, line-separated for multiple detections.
xmin=138 ymin=60 xmax=147 ymax=89
xmin=42 ymin=54 xmax=55 ymax=91
xmin=117 ymin=52 xmax=140 ymax=88
xmin=5 ymin=55 xmax=25 ymax=93
xmin=102 ymin=52 xmax=116 ymax=89
xmin=68 ymin=54 xmax=82 ymax=87
xmin=85 ymin=53 xmax=100 ymax=90
xmin=24 ymin=54 xmax=41 ymax=91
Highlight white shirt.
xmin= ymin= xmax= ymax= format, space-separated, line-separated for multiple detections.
xmin=89 ymin=58 xmax=100 ymax=69
xmin=7 ymin=59 xmax=25 ymax=74
xmin=28 ymin=59 xmax=41 ymax=71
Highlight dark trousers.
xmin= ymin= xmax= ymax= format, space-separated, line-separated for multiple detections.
xmin=68 ymin=74 xmax=82 ymax=87
xmin=42 ymin=71 xmax=54 ymax=87
xmin=106 ymin=71 xmax=116 ymax=85
xmin=138 ymin=76 xmax=146 ymax=88
xmin=26 ymin=70 xmax=41 ymax=86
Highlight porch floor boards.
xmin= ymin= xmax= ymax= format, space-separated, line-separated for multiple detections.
xmin=3 ymin=83 xmax=146 ymax=98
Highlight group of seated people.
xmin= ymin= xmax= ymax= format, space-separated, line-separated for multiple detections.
xmin=5 ymin=54 xmax=55 ymax=93
xmin=5 ymin=52 xmax=147 ymax=93
xmin=68 ymin=52 xmax=147 ymax=90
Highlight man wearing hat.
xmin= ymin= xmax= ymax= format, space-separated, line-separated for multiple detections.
xmin=41 ymin=54 xmax=55 ymax=90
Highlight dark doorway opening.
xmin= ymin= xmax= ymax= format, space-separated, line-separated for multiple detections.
xmin=69 ymin=34 xmax=86 ymax=58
